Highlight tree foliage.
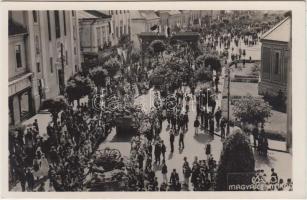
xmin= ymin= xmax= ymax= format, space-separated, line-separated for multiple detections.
xmin=65 ymin=74 xmax=93 ymax=104
xmin=196 ymin=54 xmax=222 ymax=73
xmin=216 ymin=129 xmax=255 ymax=191
xmin=149 ymin=40 xmax=166 ymax=56
xmin=103 ymin=57 xmax=121 ymax=77
xmin=41 ymin=96 xmax=67 ymax=124
xmin=194 ymin=65 xmax=213 ymax=82
xmin=233 ymin=95 xmax=272 ymax=126
xmin=149 ymin=59 xmax=192 ymax=92
xmin=89 ymin=66 xmax=109 ymax=89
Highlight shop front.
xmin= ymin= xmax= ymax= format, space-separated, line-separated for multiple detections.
xmin=9 ymin=73 xmax=34 ymax=125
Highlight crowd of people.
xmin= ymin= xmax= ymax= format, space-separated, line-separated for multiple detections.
xmin=9 ymin=103 xmax=109 ymax=191
xmin=8 ymin=13 xmax=291 ymax=192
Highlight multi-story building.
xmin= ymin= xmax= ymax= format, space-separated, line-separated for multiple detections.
xmin=156 ymin=10 xmax=183 ymax=34
xmin=8 ymin=10 xmax=81 ymax=125
xmin=100 ymin=10 xmax=131 ymax=46
xmin=130 ymin=10 xmax=161 ymax=49
xmin=258 ymin=17 xmax=290 ymax=98
xmin=78 ymin=11 xmax=112 ymax=62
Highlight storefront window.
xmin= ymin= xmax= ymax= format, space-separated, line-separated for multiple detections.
xmin=9 ymin=98 xmax=14 ymax=125
xmin=19 ymin=91 xmax=30 ymax=120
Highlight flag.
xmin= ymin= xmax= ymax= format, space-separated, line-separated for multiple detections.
xmin=150 ymin=25 xmax=158 ymax=31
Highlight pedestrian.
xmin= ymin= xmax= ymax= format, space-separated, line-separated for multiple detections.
xmin=212 ymin=99 xmax=216 ymax=113
xmin=204 ymin=109 xmax=209 ymax=131
xmin=179 ymin=131 xmax=184 ymax=150
xmin=215 ymin=76 xmax=219 ymax=93
xmin=169 ymin=129 xmax=175 ymax=153
xmin=154 ymin=142 xmax=161 ymax=165
xmin=33 ymin=119 xmax=39 ymax=133
xmin=205 ymin=144 xmax=211 ymax=160
xmin=183 ymin=112 xmax=189 ymax=131
xmin=138 ymin=152 xmax=144 ymax=169
xmin=209 ymin=115 xmax=215 ymax=136
xmin=159 ymin=140 xmax=165 ymax=159
xmin=252 ymin=126 xmax=259 ymax=148
xmin=182 ymin=157 xmax=191 ymax=187
xmin=171 ymin=114 xmax=176 ymax=130
xmin=170 ymin=169 xmax=179 ymax=186
xmin=194 ymin=117 xmax=200 ymax=135
xmin=161 ymin=160 xmax=168 ymax=183
xmin=220 ymin=117 xmax=226 ymax=139
xmin=215 ymin=107 xmax=222 ymax=129
xmin=25 ymin=168 xmax=34 ymax=191
xmin=270 ymin=168 xmax=279 ymax=190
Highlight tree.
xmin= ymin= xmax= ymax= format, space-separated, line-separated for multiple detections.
xmin=41 ymin=96 xmax=67 ymax=125
xmin=215 ymin=129 xmax=255 ymax=191
xmin=149 ymin=59 xmax=192 ymax=93
xmin=103 ymin=57 xmax=121 ymax=77
xmin=194 ymin=65 xmax=213 ymax=82
xmin=233 ymin=95 xmax=272 ymax=127
xmin=149 ymin=40 xmax=166 ymax=62
xmin=196 ymin=54 xmax=222 ymax=73
xmin=65 ymin=74 xmax=93 ymax=106
xmin=89 ymin=66 xmax=109 ymax=93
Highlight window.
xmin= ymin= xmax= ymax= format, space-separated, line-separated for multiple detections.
xmin=33 ymin=11 xmax=38 ymax=23
xmin=108 ymin=22 xmax=112 ymax=34
xmin=262 ymin=47 xmax=270 ymax=73
xmin=36 ymin=62 xmax=40 ymax=73
xmin=274 ymin=52 xmax=280 ymax=75
xmin=115 ymin=10 xmax=118 ymax=15
xmin=63 ymin=11 xmax=67 ymax=36
xmin=120 ymin=10 xmax=122 ymax=14
xmin=35 ymin=35 xmax=40 ymax=54
xmin=47 ymin=11 xmax=51 ymax=41
xmin=124 ymin=25 xmax=127 ymax=35
xmin=50 ymin=57 xmax=53 ymax=73
xmin=74 ymin=47 xmax=77 ymax=55
xmin=116 ymin=27 xmax=119 ymax=38
xmin=54 ymin=11 xmax=61 ymax=38
xmin=110 ymin=10 xmax=113 ymax=15
xmin=112 ymin=21 xmax=115 ymax=34
xmin=96 ymin=27 xmax=101 ymax=48
xmin=15 ymin=45 xmax=22 ymax=68
xmin=73 ymin=25 xmax=76 ymax=40
xmin=72 ymin=11 xmax=75 ymax=17
xmin=19 ymin=91 xmax=30 ymax=120
xmin=75 ymin=65 xmax=78 ymax=72
xmin=120 ymin=20 xmax=123 ymax=37
xmin=65 ymin=51 xmax=68 ymax=65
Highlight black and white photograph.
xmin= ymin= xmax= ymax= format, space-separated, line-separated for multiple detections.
xmin=6 ymin=8 xmax=298 ymax=193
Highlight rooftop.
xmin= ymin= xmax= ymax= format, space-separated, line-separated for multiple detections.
xmin=78 ymin=10 xmax=111 ymax=20
xmin=131 ymin=10 xmax=160 ymax=20
xmin=261 ymin=17 xmax=290 ymax=43
xmin=9 ymin=19 xmax=27 ymax=36
xmin=77 ymin=11 xmax=98 ymax=19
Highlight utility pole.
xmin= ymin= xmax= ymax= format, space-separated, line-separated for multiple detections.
xmin=227 ymin=63 xmax=230 ymax=135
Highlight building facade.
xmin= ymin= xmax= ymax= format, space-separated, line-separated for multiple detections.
xmin=130 ymin=10 xmax=160 ymax=49
xmin=78 ymin=11 xmax=112 ymax=62
xmin=100 ymin=10 xmax=131 ymax=46
xmin=258 ymin=17 xmax=290 ymax=97
xmin=9 ymin=10 xmax=81 ymax=125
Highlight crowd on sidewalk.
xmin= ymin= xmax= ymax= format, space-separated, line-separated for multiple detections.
xmin=9 ymin=103 xmax=109 ymax=191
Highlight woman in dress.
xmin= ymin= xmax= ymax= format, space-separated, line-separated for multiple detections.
xmin=39 ymin=153 xmax=49 ymax=178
